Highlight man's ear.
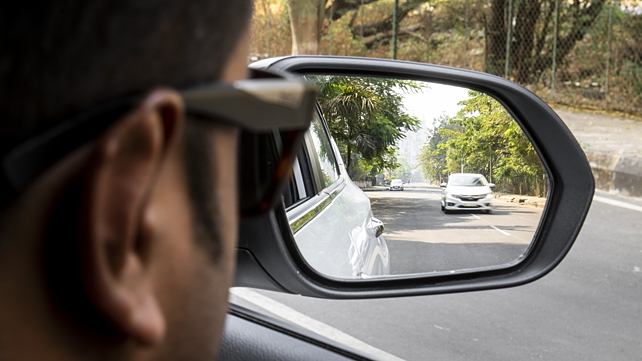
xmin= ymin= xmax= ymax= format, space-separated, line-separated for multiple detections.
xmin=79 ymin=88 xmax=184 ymax=346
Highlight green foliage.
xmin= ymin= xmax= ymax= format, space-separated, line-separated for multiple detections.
xmin=619 ymin=13 xmax=642 ymax=98
xmin=309 ymin=76 xmax=422 ymax=178
xmin=418 ymin=114 xmax=451 ymax=183
xmin=621 ymin=60 xmax=642 ymax=98
xmin=419 ymin=91 xmax=546 ymax=196
xmin=390 ymin=156 xmax=412 ymax=180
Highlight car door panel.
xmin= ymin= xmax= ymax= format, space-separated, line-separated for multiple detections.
xmin=217 ymin=305 xmax=376 ymax=361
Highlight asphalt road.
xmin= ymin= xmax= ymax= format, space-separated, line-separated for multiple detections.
xmin=366 ymin=183 xmax=543 ymax=275
xmin=231 ymin=190 xmax=641 ymax=361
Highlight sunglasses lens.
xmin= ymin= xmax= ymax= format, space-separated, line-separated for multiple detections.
xmin=233 ymin=68 xmax=317 ymax=217
xmin=238 ymin=128 xmax=306 ymax=217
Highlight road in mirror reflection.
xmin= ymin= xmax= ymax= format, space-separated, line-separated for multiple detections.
xmin=366 ymin=183 xmax=543 ymax=275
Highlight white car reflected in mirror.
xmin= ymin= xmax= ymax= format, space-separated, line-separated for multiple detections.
xmin=441 ymin=173 xmax=494 ymax=214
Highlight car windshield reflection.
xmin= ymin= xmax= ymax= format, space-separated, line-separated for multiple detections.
xmin=449 ymin=175 xmax=488 ymax=186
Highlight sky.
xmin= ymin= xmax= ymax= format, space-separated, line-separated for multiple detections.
xmin=401 ymin=82 xmax=471 ymax=130
xmin=396 ymin=82 xmax=472 ymax=168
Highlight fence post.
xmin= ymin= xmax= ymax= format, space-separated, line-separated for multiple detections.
xmin=264 ymin=0 xmax=271 ymax=57
xmin=359 ymin=0 xmax=364 ymax=39
xmin=551 ymin=0 xmax=559 ymax=96
xmin=329 ymin=17 xmax=333 ymax=55
xmin=505 ymin=0 xmax=513 ymax=78
xmin=464 ymin=0 xmax=469 ymax=68
xmin=392 ymin=0 xmax=399 ymax=59
xmin=605 ymin=0 xmax=614 ymax=104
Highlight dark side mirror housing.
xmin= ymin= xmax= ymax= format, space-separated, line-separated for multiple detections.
xmin=235 ymin=56 xmax=594 ymax=299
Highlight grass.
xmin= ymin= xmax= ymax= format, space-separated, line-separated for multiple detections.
xmin=548 ymin=101 xmax=642 ymax=121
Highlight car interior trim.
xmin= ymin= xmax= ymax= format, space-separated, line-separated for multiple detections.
xmin=219 ymin=303 xmax=377 ymax=361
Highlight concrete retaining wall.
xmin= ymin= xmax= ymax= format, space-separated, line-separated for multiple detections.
xmin=586 ymin=151 xmax=642 ymax=197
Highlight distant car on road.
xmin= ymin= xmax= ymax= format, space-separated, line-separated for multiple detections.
xmin=441 ymin=173 xmax=494 ymax=213
xmin=389 ymin=179 xmax=404 ymax=191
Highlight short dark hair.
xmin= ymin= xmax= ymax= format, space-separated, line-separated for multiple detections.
xmin=0 ymin=0 xmax=253 ymax=153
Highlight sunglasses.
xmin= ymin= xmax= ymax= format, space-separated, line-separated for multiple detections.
xmin=0 ymin=68 xmax=318 ymax=217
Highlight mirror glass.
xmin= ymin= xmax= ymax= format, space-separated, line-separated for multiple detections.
xmin=287 ymin=76 xmax=548 ymax=279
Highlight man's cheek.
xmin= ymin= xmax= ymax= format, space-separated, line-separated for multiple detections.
xmin=146 ymin=149 xmax=197 ymax=311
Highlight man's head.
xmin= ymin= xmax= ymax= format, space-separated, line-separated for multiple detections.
xmin=0 ymin=1 xmax=252 ymax=144
xmin=0 ymin=1 xmax=253 ymax=360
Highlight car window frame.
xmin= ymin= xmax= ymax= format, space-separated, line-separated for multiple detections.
xmin=284 ymin=107 xmax=346 ymax=233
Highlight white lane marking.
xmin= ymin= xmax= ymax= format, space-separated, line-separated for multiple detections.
xmin=594 ymin=195 xmax=642 ymax=213
xmin=490 ymin=225 xmax=511 ymax=236
xmin=230 ymin=288 xmax=406 ymax=361
xmin=634 ymin=266 xmax=641 ymax=273
xmin=470 ymin=213 xmax=510 ymax=235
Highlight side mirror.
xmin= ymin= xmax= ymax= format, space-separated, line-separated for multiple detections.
xmin=488 ymin=183 xmax=496 ymax=188
xmin=440 ymin=183 xmax=447 ymax=188
xmin=238 ymin=56 xmax=593 ymax=299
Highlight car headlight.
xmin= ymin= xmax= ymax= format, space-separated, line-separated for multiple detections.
xmin=447 ymin=193 xmax=461 ymax=199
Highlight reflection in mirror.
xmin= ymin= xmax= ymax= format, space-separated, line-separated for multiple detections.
xmin=288 ymin=76 xmax=548 ymax=280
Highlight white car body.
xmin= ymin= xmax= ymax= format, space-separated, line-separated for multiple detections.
xmin=284 ymin=110 xmax=390 ymax=279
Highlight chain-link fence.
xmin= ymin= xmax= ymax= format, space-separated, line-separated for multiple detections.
xmin=251 ymin=0 xmax=642 ymax=114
